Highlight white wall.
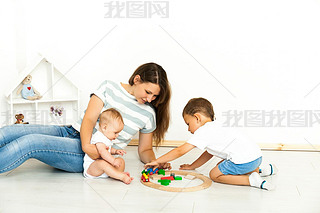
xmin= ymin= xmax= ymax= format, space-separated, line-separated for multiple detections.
xmin=1 ymin=0 xmax=320 ymax=146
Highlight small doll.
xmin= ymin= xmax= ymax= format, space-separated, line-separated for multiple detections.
xmin=16 ymin=75 xmax=42 ymax=100
xmin=14 ymin=114 xmax=29 ymax=124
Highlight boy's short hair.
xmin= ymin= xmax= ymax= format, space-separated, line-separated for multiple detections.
xmin=99 ymin=108 xmax=124 ymax=126
xmin=182 ymin=98 xmax=215 ymax=121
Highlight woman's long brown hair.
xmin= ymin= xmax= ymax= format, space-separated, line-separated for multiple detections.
xmin=129 ymin=63 xmax=171 ymax=146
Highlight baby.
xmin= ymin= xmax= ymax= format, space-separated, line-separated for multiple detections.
xmin=83 ymin=108 xmax=133 ymax=184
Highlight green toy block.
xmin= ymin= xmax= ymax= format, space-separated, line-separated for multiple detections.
xmin=141 ymin=169 xmax=149 ymax=175
xmin=174 ymin=176 xmax=182 ymax=180
xmin=158 ymin=179 xmax=171 ymax=185
xmin=158 ymin=179 xmax=171 ymax=183
xmin=158 ymin=169 xmax=165 ymax=175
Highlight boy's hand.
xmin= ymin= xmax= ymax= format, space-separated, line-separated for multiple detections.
xmin=113 ymin=158 xmax=122 ymax=168
xmin=179 ymin=164 xmax=195 ymax=170
xmin=115 ymin=149 xmax=126 ymax=156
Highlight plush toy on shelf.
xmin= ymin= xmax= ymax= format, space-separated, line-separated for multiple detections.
xmin=16 ymin=75 xmax=42 ymax=100
xmin=14 ymin=114 xmax=29 ymax=124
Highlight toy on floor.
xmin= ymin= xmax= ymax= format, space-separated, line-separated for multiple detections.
xmin=140 ymin=170 xmax=212 ymax=192
xmin=141 ymin=172 xmax=149 ymax=182
xmin=184 ymin=174 xmax=196 ymax=180
xmin=141 ymin=168 xmax=181 ymax=185
xmin=174 ymin=176 xmax=182 ymax=180
xmin=158 ymin=174 xmax=182 ymax=185
xmin=145 ymin=167 xmax=159 ymax=175
xmin=141 ymin=168 xmax=160 ymax=182
xmin=161 ymin=176 xmax=174 ymax=181
xmin=158 ymin=179 xmax=171 ymax=186
xmin=150 ymin=174 xmax=162 ymax=180
xmin=141 ymin=169 xmax=184 ymax=186
xmin=158 ymin=169 xmax=165 ymax=175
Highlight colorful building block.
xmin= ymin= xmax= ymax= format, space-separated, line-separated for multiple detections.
xmin=146 ymin=168 xmax=153 ymax=174
xmin=141 ymin=174 xmax=149 ymax=182
xmin=170 ymin=173 xmax=175 ymax=179
xmin=153 ymin=168 xmax=159 ymax=174
xmin=158 ymin=179 xmax=171 ymax=186
xmin=174 ymin=176 xmax=182 ymax=180
xmin=143 ymin=173 xmax=149 ymax=180
xmin=161 ymin=176 xmax=174 ymax=181
xmin=158 ymin=169 xmax=165 ymax=175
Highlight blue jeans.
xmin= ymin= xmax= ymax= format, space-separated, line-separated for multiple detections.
xmin=0 ymin=124 xmax=84 ymax=173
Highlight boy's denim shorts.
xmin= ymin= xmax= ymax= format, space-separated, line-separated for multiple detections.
xmin=218 ymin=156 xmax=262 ymax=175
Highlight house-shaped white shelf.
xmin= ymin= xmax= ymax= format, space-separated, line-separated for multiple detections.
xmin=5 ymin=53 xmax=80 ymax=125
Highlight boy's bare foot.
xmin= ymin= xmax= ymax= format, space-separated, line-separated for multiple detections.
xmin=121 ymin=172 xmax=134 ymax=184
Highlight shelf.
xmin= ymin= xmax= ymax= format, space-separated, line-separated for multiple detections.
xmin=6 ymin=54 xmax=80 ymax=126
xmin=7 ymin=98 xmax=78 ymax=105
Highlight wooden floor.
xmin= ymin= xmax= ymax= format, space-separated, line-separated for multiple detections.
xmin=1 ymin=146 xmax=320 ymax=213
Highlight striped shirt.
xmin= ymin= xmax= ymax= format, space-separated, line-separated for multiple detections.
xmin=73 ymin=80 xmax=156 ymax=149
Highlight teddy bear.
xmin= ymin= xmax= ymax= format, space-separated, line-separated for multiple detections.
xmin=16 ymin=75 xmax=42 ymax=100
xmin=14 ymin=114 xmax=29 ymax=124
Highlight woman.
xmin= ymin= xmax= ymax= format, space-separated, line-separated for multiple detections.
xmin=0 ymin=62 xmax=171 ymax=173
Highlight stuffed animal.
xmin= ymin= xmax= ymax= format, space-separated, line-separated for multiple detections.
xmin=16 ymin=75 xmax=42 ymax=100
xmin=15 ymin=114 xmax=29 ymax=124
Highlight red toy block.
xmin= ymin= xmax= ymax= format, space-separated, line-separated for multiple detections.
xmin=161 ymin=176 xmax=174 ymax=180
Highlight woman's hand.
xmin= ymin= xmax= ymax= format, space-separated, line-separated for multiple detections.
xmin=138 ymin=132 xmax=156 ymax=163
xmin=158 ymin=162 xmax=172 ymax=170
xmin=80 ymin=95 xmax=104 ymax=159
xmin=82 ymin=144 xmax=100 ymax=160
xmin=145 ymin=161 xmax=171 ymax=170
xmin=145 ymin=160 xmax=159 ymax=169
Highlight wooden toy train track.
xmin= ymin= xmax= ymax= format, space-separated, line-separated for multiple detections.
xmin=141 ymin=170 xmax=212 ymax=192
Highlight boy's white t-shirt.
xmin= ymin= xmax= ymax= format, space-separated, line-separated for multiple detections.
xmin=187 ymin=120 xmax=262 ymax=164
xmin=83 ymin=130 xmax=112 ymax=164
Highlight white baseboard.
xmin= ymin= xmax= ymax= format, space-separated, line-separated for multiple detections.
xmin=128 ymin=139 xmax=320 ymax=151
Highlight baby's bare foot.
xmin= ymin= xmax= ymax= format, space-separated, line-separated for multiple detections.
xmin=121 ymin=172 xmax=134 ymax=184
xmin=123 ymin=172 xmax=131 ymax=177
